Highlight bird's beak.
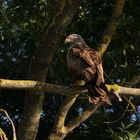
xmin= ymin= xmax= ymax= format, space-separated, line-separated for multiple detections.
xmin=65 ymin=38 xmax=68 ymax=44
xmin=65 ymin=37 xmax=71 ymax=44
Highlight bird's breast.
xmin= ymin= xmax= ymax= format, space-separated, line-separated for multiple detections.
xmin=67 ymin=52 xmax=84 ymax=77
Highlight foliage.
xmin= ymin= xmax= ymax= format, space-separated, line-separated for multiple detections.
xmin=107 ymin=122 xmax=140 ymax=140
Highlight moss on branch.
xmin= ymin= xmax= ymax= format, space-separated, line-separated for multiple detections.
xmin=0 ymin=79 xmax=140 ymax=97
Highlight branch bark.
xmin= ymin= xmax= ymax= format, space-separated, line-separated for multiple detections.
xmin=0 ymin=79 xmax=140 ymax=96
xmin=48 ymin=95 xmax=79 ymax=140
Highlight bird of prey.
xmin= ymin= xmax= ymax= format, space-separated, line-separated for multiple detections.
xmin=65 ymin=34 xmax=112 ymax=105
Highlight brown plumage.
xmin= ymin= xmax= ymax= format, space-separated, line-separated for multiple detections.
xmin=65 ymin=34 xmax=112 ymax=105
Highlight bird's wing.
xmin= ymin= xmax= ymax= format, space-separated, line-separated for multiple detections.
xmin=71 ymin=45 xmax=95 ymax=66
xmin=96 ymin=63 xmax=105 ymax=85
xmin=90 ymin=51 xmax=105 ymax=85
xmin=71 ymin=45 xmax=105 ymax=85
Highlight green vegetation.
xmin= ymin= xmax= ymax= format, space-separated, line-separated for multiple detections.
xmin=107 ymin=122 xmax=140 ymax=140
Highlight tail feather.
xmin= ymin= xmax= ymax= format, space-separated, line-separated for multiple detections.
xmin=87 ymin=82 xmax=112 ymax=105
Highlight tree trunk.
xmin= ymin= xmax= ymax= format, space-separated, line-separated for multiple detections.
xmin=17 ymin=1 xmax=81 ymax=140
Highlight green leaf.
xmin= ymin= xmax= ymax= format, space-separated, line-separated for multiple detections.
xmin=125 ymin=123 xmax=133 ymax=129
xmin=123 ymin=49 xmax=126 ymax=56
xmin=130 ymin=45 xmax=134 ymax=50
xmin=0 ymin=31 xmax=5 ymax=40
xmin=119 ymin=64 xmax=127 ymax=68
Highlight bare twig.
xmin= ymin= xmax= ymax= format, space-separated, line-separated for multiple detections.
xmin=0 ymin=109 xmax=17 ymax=140
xmin=0 ymin=128 xmax=8 ymax=140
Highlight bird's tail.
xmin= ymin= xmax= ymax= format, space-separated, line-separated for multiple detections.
xmin=87 ymin=82 xmax=112 ymax=105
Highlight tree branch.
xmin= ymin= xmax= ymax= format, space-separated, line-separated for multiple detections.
xmin=0 ymin=109 xmax=17 ymax=140
xmin=0 ymin=128 xmax=8 ymax=140
xmin=52 ymin=95 xmax=79 ymax=132
xmin=66 ymin=102 xmax=104 ymax=133
xmin=98 ymin=0 xmax=126 ymax=56
xmin=48 ymin=95 xmax=79 ymax=140
xmin=0 ymin=79 xmax=140 ymax=97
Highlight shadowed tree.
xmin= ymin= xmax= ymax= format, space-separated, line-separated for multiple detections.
xmin=0 ymin=0 xmax=140 ymax=140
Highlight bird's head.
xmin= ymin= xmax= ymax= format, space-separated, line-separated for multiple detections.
xmin=65 ymin=34 xmax=83 ymax=44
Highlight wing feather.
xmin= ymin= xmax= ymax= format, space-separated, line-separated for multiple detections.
xmin=71 ymin=44 xmax=105 ymax=85
xmin=72 ymin=45 xmax=95 ymax=66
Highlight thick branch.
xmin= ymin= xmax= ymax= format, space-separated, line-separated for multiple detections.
xmin=29 ymin=0 xmax=81 ymax=80
xmin=49 ymin=95 xmax=79 ymax=140
xmin=98 ymin=0 xmax=126 ymax=56
xmin=119 ymin=86 xmax=140 ymax=96
xmin=0 ymin=79 xmax=140 ymax=96
xmin=52 ymin=95 xmax=79 ymax=132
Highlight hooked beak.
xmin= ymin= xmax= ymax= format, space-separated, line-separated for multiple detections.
xmin=65 ymin=38 xmax=70 ymax=44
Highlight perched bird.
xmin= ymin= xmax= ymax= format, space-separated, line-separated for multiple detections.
xmin=65 ymin=34 xmax=112 ymax=105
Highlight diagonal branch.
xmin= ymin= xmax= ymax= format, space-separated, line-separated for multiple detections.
xmin=49 ymin=95 xmax=79 ymax=139
xmin=66 ymin=101 xmax=104 ymax=133
xmin=98 ymin=0 xmax=126 ymax=56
